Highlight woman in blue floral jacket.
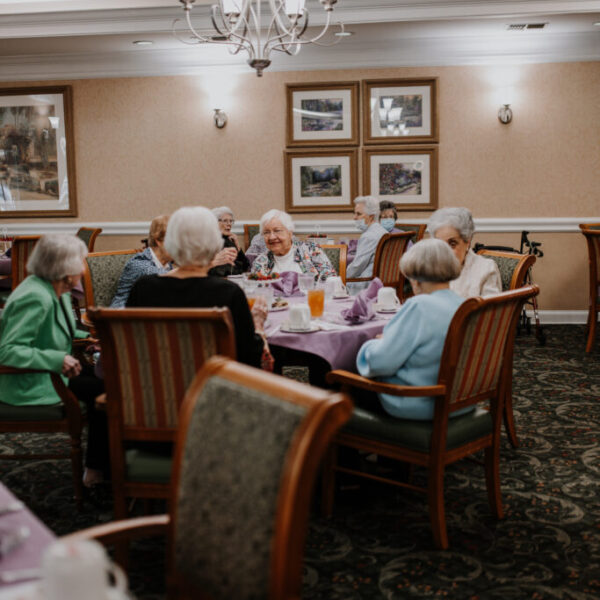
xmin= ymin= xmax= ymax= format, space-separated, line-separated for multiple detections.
xmin=251 ymin=209 xmax=335 ymax=280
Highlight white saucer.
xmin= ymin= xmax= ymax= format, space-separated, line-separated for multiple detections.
xmin=280 ymin=322 xmax=320 ymax=333
xmin=373 ymin=302 xmax=400 ymax=313
xmin=333 ymin=293 xmax=350 ymax=300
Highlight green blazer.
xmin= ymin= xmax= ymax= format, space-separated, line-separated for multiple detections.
xmin=0 ymin=275 xmax=87 ymax=406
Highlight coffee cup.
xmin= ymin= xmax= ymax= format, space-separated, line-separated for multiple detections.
xmin=326 ymin=276 xmax=347 ymax=297
xmin=377 ymin=287 xmax=400 ymax=309
xmin=42 ymin=539 xmax=127 ymax=600
xmin=288 ymin=304 xmax=311 ymax=330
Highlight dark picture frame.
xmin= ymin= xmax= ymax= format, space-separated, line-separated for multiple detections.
xmin=363 ymin=146 xmax=438 ymax=211
xmin=363 ymin=78 xmax=438 ymax=145
xmin=0 ymin=85 xmax=77 ymax=218
xmin=286 ymin=82 xmax=359 ymax=147
xmin=284 ymin=148 xmax=358 ymax=213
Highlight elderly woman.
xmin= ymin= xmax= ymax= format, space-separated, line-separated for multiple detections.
xmin=356 ymin=239 xmax=470 ymax=420
xmin=111 ymin=214 xmax=172 ymax=307
xmin=208 ymin=206 xmax=250 ymax=276
xmin=127 ymin=206 xmax=266 ymax=367
xmin=379 ymin=200 xmax=402 ymax=233
xmin=346 ymin=196 xmax=387 ymax=290
xmin=250 ymin=209 xmax=335 ymax=280
xmin=427 ymin=207 xmax=502 ymax=298
xmin=0 ymin=234 xmax=107 ymax=485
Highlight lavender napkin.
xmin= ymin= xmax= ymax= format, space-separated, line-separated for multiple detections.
xmin=270 ymin=271 xmax=304 ymax=297
xmin=340 ymin=277 xmax=383 ymax=324
xmin=365 ymin=277 xmax=383 ymax=300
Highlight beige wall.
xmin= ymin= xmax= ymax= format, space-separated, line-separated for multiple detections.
xmin=1 ymin=61 xmax=599 ymax=312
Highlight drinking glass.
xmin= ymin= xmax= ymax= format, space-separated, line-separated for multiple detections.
xmin=298 ymin=273 xmax=314 ymax=296
xmin=307 ymin=284 xmax=325 ymax=318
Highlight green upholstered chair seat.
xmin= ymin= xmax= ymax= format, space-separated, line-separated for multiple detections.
xmin=125 ymin=447 xmax=172 ymax=484
xmin=0 ymin=400 xmax=86 ymax=421
xmin=344 ymin=406 xmax=492 ymax=452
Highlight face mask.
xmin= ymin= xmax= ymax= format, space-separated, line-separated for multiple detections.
xmin=355 ymin=218 xmax=368 ymax=232
xmin=380 ymin=218 xmax=395 ymax=232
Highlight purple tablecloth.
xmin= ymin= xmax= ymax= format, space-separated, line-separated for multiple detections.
xmin=265 ymin=295 xmax=391 ymax=372
xmin=0 ymin=484 xmax=55 ymax=589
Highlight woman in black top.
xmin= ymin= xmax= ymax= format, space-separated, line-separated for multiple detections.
xmin=127 ymin=206 xmax=266 ymax=368
xmin=208 ymin=206 xmax=250 ymax=277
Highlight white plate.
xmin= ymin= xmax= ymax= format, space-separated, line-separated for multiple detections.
xmin=373 ymin=303 xmax=400 ymax=314
xmin=333 ymin=294 xmax=350 ymax=300
xmin=280 ymin=322 xmax=320 ymax=333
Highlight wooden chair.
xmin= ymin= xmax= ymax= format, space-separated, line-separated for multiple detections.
xmin=243 ymin=223 xmax=260 ymax=250
xmin=63 ymin=356 xmax=352 ymax=600
xmin=346 ymin=231 xmax=413 ymax=300
xmin=10 ymin=235 xmax=40 ymax=290
xmin=87 ymin=307 xmax=236 ymax=524
xmin=579 ymin=224 xmax=600 ymax=352
xmin=324 ymin=285 xmax=540 ymax=549
xmin=476 ymin=248 xmax=537 ymax=447
xmin=0 ymin=368 xmax=85 ymax=508
xmin=322 ymin=244 xmax=348 ymax=283
xmin=76 ymin=227 xmax=103 ymax=252
xmin=395 ymin=222 xmax=426 ymax=243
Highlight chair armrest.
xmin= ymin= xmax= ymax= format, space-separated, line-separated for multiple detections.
xmin=73 ymin=337 xmax=99 ymax=347
xmin=326 ymin=369 xmax=446 ymax=398
xmin=62 ymin=515 xmax=169 ymax=546
xmin=345 ymin=276 xmax=372 ymax=283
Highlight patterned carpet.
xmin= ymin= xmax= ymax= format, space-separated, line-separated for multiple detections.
xmin=1 ymin=325 xmax=599 ymax=599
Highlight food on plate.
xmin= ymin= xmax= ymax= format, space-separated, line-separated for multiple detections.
xmin=271 ymin=298 xmax=289 ymax=309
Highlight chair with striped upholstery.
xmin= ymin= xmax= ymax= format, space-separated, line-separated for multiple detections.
xmin=322 ymin=244 xmax=348 ymax=283
xmin=87 ymin=307 xmax=236 ymax=522
xmin=579 ymin=224 xmax=600 ymax=352
xmin=346 ymin=231 xmax=413 ymax=300
xmin=76 ymin=227 xmax=103 ymax=252
xmin=324 ymin=285 xmax=539 ymax=549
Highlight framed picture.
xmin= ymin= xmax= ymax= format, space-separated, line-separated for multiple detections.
xmin=363 ymin=146 xmax=438 ymax=211
xmin=363 ymin=78 xmax=438 ymax=144
xmin=284 ymin=148 xmax=358 ymax=213
xmin=0 ymin=85 xmax=77 ymax=218
xmin=286 ymin=82 xmax=359 ymax=147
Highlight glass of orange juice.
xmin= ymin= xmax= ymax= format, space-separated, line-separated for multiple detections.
xmin=307 ymin=286 xmax=325 ymax=318
xmin=247 ymin=296 xmax=257 ymax=310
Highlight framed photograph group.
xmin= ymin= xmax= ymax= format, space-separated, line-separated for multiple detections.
xmin=284 ymin=148 xmax=358 ymax=213
xmin=363 ymin=147 xmax=438 ymax=211
xmin=286 ymin=82 xmax=359 ymax=147
xmin=0 ymin=85 xmax=77 ymax=217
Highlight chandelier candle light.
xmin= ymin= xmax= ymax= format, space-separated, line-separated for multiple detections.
xmin=174 ymin=0 xmax=345 ymax=77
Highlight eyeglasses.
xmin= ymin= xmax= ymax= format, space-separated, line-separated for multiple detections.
xmin=218 ymin=218 xmax=234 ymax=225
xmin=263 ymin=228 xmax=287 ymax=238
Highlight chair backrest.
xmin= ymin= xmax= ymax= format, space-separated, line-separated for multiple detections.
xmin=168 ymin=356 xmax=352 ymax=600
xmin=580 ymin=224 xmax=600 ymax=288
xmin=83 ymin=249 xmax=139 ymax=309
xmin=88 ymin=307 xmax=236 ymax=443
xmin=321 ymin=244 xmax=348 ymax=283
xmin=76 ymin=227 xmax=102 ymax=252
xmin=438 ymin=286 xmax=539 ymax=417
xmin=10 ymin=235 xmax=40 ymax=289
xmin=477 ymin=249 xmax=536 ymax=291
xmin=244 ymin=223 xmax=260 ymax=250
xmin=395 ymin=222 xmax=426 ymax=243
xmin=372 ymin=231 xmax=414 ymax=296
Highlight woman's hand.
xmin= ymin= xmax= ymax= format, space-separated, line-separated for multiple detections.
xmin=227 ymin=232 xmax=240 ymax=251
xmin=62 ymin=354 xmax=82 ymax=378
xmin=251 ymin=296 xmax=269 ymax=333
xmin=211 ymin=247 xmax=238 ymax=268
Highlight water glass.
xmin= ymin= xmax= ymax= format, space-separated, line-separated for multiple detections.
xmin=298 ymin=273 xmax=314 ymax=295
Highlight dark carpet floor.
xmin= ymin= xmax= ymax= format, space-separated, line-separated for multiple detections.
xmin=1 ymin=325 xmax=599 ymax=599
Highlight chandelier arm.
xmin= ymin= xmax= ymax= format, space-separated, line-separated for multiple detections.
xmin=226 ymin=27 xmax=253 ymax=57
xmin=245 ymin=1 xmax=263 ymax=64
xmin=176 ymin=11 xmax=213 ymax=43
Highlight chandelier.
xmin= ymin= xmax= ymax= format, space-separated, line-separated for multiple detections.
xmin=174 ymin=0 xmax=345 ymax=77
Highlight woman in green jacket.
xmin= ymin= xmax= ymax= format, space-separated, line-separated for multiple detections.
xmin=0 ymin=234 xmax=106 ymax=486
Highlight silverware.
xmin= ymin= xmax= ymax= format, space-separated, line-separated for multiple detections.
xmin=0 ymin=567 xmax=41 ymax=584
xmin=0 ymin=501 xmax=24 ymax=517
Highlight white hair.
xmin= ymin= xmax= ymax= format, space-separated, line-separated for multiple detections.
xmin=260 ymin=209 xmax=294 ymax=234
xmin=212 ymin=206 xmax=234 ymax=220
xmin=400 ymin=238 xmax=461 ymax=283
xmin=165 ymin=206 xmax=224 ymax=267
xmin=427 ymin=207 xmax=475 ymax=242
xmin=27 ymin=234 xmax=88 ymax=282
xmin=354 ymin=195 xmax=380 ymax=216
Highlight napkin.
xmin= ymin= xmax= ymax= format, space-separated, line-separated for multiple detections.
xmin=270 ymin=271 xmax=304 ymax=297
xmin=340 ymin=278 xmax=383 ymax=324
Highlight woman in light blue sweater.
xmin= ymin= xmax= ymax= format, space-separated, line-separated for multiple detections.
xmin=356 ymin=238 xmax=467 ymax=420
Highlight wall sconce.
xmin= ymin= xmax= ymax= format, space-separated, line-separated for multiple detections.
xmin=213 ymin=109 xmax=227 ymax=129
xmin=498 ymin=103 xmax=513 ymax=124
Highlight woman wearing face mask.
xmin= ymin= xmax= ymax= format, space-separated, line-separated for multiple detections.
xmin=379 ymin=200 xmax=402 ymax=233
xmin=346 ymin=196 xmax=387 ymax=292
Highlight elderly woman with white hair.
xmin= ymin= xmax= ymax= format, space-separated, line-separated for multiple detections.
xmin=346 ymin=196 xmax=387 ymax=289
xmin=356 ymin=238 xmax=471 ymax=420
xmin=209 ymin=206 xmax=250 ymax=277
xmin=427 ymin=207 xmax=501 ymax=298
xmin=127 ymin=206 xmax=266 ymax=367
xmin=0 ymin=234 xmax=108 ymax=485
xmin=250 ymin=209 xmax=335 ymax=280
